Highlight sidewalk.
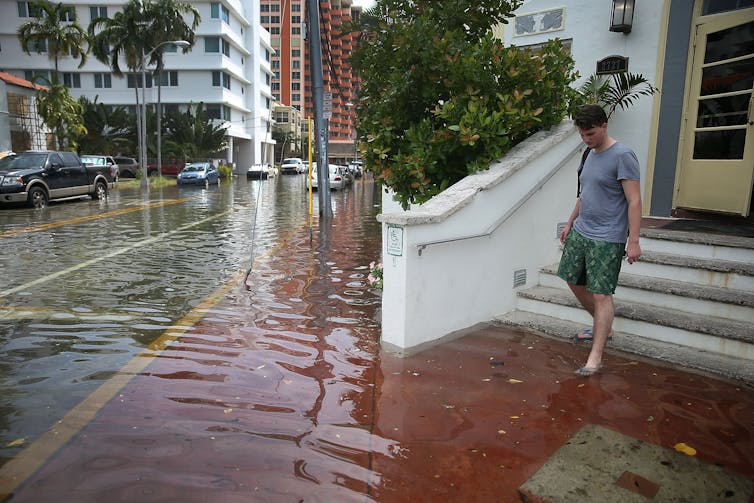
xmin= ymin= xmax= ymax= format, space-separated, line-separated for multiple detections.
xmin=3 ymin=220 xmax=753 ymax=502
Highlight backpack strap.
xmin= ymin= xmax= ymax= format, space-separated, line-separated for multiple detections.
xmin=577 ymin=147 xmax=591 ymax=198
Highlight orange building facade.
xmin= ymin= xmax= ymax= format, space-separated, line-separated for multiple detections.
xmin=260 ymin=0 xmax=361 ymax=164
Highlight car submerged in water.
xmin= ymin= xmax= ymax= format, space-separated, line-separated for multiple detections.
xmin=176 ymin=162 xmax=219 ymax=186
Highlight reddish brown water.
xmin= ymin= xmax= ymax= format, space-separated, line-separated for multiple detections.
xmin=3 ymin=182 xmax=754 ymax=501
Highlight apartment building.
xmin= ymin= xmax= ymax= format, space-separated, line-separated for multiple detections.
xmin=260 ymin=0 xmax=361 ymax=165
xmin=0 ymin=0 xmax=275 ymax=170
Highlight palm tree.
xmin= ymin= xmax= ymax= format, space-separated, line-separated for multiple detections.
xmin=89 ymin=1 xmax=150 ymax=170
xmin=89 ymin=0 xmax=197 ymax=180
xmin=36 ymin=84 xmax=86 ymax=150
xmin=17 ymin=0 xmax=89 ymax=83
xmin=578 ymin=72 xmax=656 ymax=119
xmin=144 ymin=0 xmax=199 ymax=175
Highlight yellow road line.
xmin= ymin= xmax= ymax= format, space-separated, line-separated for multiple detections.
xmin=0 ymin=209 xmax=234 ymax=298
xmin=0 ymin=225 xmax=302 ymax=497
xmin=0 ymin=197 xmax=196 ymax=238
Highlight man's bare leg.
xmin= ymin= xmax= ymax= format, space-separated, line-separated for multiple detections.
xmin=568 ymin=283 xmax=595 ymax=315
xmin=584 ymin=293 xmax=614 ymax=369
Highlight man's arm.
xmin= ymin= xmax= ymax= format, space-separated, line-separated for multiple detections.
xmin=621 ymin=179 xmax=642 ymax=263
xmin=559 ymin=198 xmax=581 ymax=244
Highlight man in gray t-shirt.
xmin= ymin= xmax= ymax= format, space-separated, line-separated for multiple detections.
xmin=557 ymin=105 xmax=642 ymax=377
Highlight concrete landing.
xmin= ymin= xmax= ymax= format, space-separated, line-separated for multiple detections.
xmin=519 ymin=424 xmax=754 ymax=502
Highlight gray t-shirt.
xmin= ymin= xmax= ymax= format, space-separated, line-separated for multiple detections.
xmin=573 ymin=142 xmax=640 ymax=243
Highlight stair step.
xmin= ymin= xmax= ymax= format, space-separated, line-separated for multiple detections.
xmin=515 ymin=286 xmax=754 ymax=362
xmin=640 ymin=227 xmax=754 ymax=265
xmin=495 ymin=312 xmax=754 ymax=385
xmin=629 ymin=251 xmax=754 ymax=291
xmin=539 ymin=265 xmax=754 ymax=322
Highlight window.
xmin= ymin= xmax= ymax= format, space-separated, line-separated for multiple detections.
xmin=205 ymin=37 xmax=219 ymax=52
xmin=156 ymin=71 xmax=178 ymax=86
xmin=205 ymin=104 xmax=231 ymax=120
xmin=261 ymin=4 xmax=270 ymax=12
xmin=292 ymin=4 xmax=301 ymax=11
xmin=24 ymin=70 xmax=50 ymax=84
xmin=18 ymin=1 xmax=43 ymax=17
xmin=94 ymin=73 xmax=112 ymax=88
xmin=60 ymin=5 xmax=75 ymax=21
xmin=271 ymin=60 xmax=280 ymax=69
xmin=90 ymin=6 xmax=107 ymax=20
xmin=270 ymin=4 xmax=280 ymax=11
xmin=210 ymin=2 xmax=229 ymax=23
xmin=292 ymin=83 xmax=300 ymax=90
xmin=292 ymin=16 xmax=301 ymax=23
xmin=292 ymin=60 xmax=300 ymax=69
xmin=292 ymin=49 xmax=301 ymax=57
xmin=261 ymin=15 xmax=269 ymax=23
xmin=127 ymin=74 xmax=153 ymax=88
xmin=264 ymin=49 xmax=270 ymax=62
xmin=212 ymin=71 xmax=231 ymax=89
xmin=292 ymin=94 xmax=301 ymax=102
xmin=272 ymin=82 xmax=280 ymax=91
xmin=62 ymin=73 xmax=81 ymax=88
xmin=265 ymin=74 xmax=271 ymax=85
xmin=292 ymin=71 xmax=301 ymax=79
xmin=270 ymin=27 xmax=280 ymax=35
xmin=25 ymin=38 xmax=46 ymax=53
xmin=270 ymin=16 xmax=280 ymax=23
xmin=292 ymin=27 xmax=301 ymax=35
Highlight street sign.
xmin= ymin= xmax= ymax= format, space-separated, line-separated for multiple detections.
xmin=323 ymin=91 xmax=332 ymax=119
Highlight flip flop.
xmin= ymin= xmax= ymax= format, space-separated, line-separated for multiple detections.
xmin=574 ymin=364 xmax=603 ymax=377
xmin=574 ymin=329 xmax=614 ymax=342
xmin=574 ymin=328 xmax=594 ymax=341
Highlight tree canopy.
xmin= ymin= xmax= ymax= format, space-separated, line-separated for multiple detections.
xmin=352 ymin=0 xmax=580 ymax=208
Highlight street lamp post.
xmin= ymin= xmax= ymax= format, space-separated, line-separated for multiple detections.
xmin=139 ymin=40 xmax=190 ymax=190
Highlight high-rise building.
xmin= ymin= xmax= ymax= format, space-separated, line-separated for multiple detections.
xmin=0 ymin=1 xmax=276 ymax=170
xmin=260 ymin=0 xmax=361 ymax=164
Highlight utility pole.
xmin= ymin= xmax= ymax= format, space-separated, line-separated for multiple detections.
xmin=306 ymin=0 xmax=332 ymax=218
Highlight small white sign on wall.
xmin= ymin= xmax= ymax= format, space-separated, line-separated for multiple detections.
xmin=386 ymin=226 xmax=403 ymax=256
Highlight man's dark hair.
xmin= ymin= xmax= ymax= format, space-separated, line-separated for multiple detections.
xmin=574 ymin=104 xmax=608 ymax=129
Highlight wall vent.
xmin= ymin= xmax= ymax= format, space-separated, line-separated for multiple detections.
xmin=513 ymin=269 xmax=527 ymax=288
xmin=556 ymin=222 xmax=567 ymax=239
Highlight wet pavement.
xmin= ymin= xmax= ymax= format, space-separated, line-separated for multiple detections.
xmin=1 ymin=178 xmax=754 ymax=501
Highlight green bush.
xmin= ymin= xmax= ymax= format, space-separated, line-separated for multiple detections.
xmin=352 ymin=1 xmax=579 ymax=209
xmin=218 ymin=164 xmax=233 ymax=180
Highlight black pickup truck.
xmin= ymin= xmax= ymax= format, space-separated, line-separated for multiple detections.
xmin=0 ymin=150 xmax=115 ymax=208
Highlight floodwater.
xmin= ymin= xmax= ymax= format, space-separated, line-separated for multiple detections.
xmin=0 ymin=175 xmax=382 ymax=469
xmin=2 ymin=175 xmax=754 ymax=502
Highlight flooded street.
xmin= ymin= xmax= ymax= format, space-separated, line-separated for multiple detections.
xmin=2 ymin=175 xmax=754 ymax=502
xmin=0 ymin=175 xmax=382 ymax=470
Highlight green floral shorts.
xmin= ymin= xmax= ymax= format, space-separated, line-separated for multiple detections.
xmin=557 ymin=230 xmax=625 ymax=295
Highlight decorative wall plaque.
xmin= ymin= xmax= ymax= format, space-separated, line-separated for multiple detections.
xmin=514 ymin=8 xmax=565 ymax=37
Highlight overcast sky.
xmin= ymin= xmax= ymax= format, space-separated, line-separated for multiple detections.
xmin=353 ymin=0 xmax=376 ymax=9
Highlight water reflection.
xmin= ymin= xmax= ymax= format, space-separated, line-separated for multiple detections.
xmin=0 ymin=175 xmax=383 ymax=476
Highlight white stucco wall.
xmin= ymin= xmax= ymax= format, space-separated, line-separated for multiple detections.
xmin=378 ymin=121 xmax=582 ymax=352
xmin=501 ymin=0 xmax=665 ymax=200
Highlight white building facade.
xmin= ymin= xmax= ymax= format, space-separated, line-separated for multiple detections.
xmin=0 ymin=0 xmax=275 ymax=169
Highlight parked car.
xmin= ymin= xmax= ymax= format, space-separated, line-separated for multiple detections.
xmin=309 ymin=163 xmax=345 ymax=191
xmin=176 ymin=162 xmax=219 ymax=186
xmin=280 ymin=157 xmax=304 ymax=175
xmin=0 ymin=150 xmax=114 ymax=208
xmin=114 ymin=156 xmax=139 ymax=178
xmin=148 ymin=160 xmax=184 ymax=177
xmin=80 ymin=154 xmax=119 ymax=181
xmin=247 ymin=164 xmax=272 ymax=179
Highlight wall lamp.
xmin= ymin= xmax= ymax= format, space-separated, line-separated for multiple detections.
xmin=610 ymin=0 xmax=635 ymax=34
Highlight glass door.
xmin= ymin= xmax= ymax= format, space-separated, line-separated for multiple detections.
xmin=676 ymin=9 xmax=754 ymax=215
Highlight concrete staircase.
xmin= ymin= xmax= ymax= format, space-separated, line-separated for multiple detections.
xmin=498 ymin=225 xmax=754 ymax=384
